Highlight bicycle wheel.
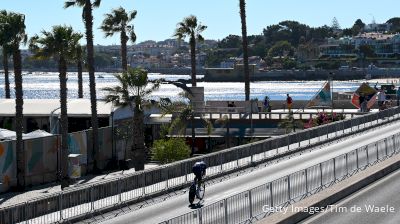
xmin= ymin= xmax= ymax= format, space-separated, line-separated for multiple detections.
xmin=196 ymin=183 xmax=205 ymax=200
xmin=189 ymin=184 xmax=196 ymax=204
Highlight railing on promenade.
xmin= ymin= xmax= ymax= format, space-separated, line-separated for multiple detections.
xmin=197 ymin=110 xmax=366 ymax=120
xmin=161 ymin=130 xmax=400 ymax=224
xmin=1 ymin=107 xmax=400 ymax=224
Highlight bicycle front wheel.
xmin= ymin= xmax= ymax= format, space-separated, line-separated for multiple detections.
xmin=197 ymin=183 xmax=205 ymax=200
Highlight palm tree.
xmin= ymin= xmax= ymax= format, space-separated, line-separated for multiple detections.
xmin=29 ymin=26 xmax=82 ymax=188
xmin=65 ymin=0 xmax=101 ymax=171
xmin=0 ymin=10 xmax=12 ymax=99
xmin=73 ymin=44 xmax=84 ymax=98
xmin=173 ymin=15 xmax=207 ymax=87
xmin=239 ymin=0 xmax=250 ymax=100
xmin=3 ymin=11 xmax=27 ymax=190
xmin=100 ymin=7 xmax=137 ymax=71
xmin=103 ymin=68 xmax=160 ymax=170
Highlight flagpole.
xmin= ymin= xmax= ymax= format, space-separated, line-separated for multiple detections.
xmin=330 ymin=73 xmax=334 ymax=114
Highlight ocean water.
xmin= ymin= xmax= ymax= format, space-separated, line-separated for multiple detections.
xmin=0 ymin=72 xmax=373 ymax=101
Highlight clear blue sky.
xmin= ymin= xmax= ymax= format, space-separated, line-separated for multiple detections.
xmin=2 ymin=0 xmax=399 ymax=45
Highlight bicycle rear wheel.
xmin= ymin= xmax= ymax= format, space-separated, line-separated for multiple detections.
xmin=189 ymin=184 xmax=196 ymax=204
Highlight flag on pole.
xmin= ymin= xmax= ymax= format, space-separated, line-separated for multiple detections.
xmin=306 ymin=81 xmax=332 ymax=108
xmin=351 ymin=83 xmax=377 ymax=109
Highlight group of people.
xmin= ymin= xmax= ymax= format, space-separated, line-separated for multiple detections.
xmin=262 ymin=94 xmax=293 ymax=112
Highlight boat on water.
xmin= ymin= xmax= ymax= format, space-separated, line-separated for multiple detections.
xmin=98 ymin=75 xmax=104 ymax=78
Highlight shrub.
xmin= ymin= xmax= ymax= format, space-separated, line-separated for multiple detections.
xmin=151 ymin=138 xmax=191 ymax=164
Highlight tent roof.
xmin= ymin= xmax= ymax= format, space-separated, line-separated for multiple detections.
xmin=0 ymin=99 xmax=113 ymax=117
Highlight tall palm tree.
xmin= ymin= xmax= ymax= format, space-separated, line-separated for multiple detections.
xmin=103 ymin=68 xmax=160 ymax=171
xmin=3 ymin=11 xmax=27 ymax=190
xmin=73 ymin=44 xmax=84 ymax=98
xmin=29 ymin=26 xmax=82 ymax=188
xmin=65 ymin=0 xmax=101 ymax=171
xmin=0 ymin=10 xmax=12 ymax=99
xmin=239 ymin=0 xmax=250 ymax=101
xmin=173 ymin=15 xmax=207 ymax=87
xmin=100 ymin=7 xmax=137 ymax=71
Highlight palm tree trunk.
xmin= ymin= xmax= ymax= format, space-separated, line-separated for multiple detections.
xmin=84 ymin=0 xmax=100 ymax=171
xmin=239 ymin=0 xmax=250 ymax=101
xmin=190 ymin=37 xmax=197 ymax=87
xmin=132 ymin=107 xmax=145 ymax=170
xmin=121 ymin=31 xmax=128 ymax=72
xmin=3 ymin=49 xmax=10 ymax=99
xmin=59 ymin=57 xmax=69 ymax=186
xmin=14 ymin=48 xmax=25 ymax=190
xmin=77 ymin=58 xmax=83 ymax=98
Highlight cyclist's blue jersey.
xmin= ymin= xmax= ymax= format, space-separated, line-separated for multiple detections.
xmin=192 ymin=161 xmax=207 ymax=175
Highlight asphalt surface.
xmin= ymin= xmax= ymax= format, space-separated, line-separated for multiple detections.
xmin=301 ymin=168 xmax=400 ymax=224
xmin=97 ymin=120 xmax=400 ymax=224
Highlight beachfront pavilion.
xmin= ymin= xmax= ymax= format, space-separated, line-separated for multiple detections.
xmin=0 ymin=99 xmax=113 ymax=133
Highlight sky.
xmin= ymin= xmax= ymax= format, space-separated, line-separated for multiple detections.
xmin=1 ymin=0 xmax=400 ymax=46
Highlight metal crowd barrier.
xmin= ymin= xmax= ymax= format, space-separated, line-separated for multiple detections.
xmin=0 ymin=107 xmax=400 ymax=223
xmin=160 ymin=131 xmax=400 ymax=224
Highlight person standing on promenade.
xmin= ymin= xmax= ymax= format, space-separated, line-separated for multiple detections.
xmin=377 ymin=89 xmax=386 ymax=111
xmin=359 ymin=93 xmax=367 ymax=112
xmin=263 ymin=96 xmax=270 ymax=112
xmin=286 ymin=94 xmax=293 ymax=111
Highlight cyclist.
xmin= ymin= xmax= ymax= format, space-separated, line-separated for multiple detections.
xmin=192 ymin=161 xmax=207 ymax=188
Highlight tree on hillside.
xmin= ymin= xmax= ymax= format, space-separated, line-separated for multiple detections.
xmin=218 ymin=35 xmax=242 ymax=49
xmin=173 ymin=15 xmax=207 ymax=87
xmin=268 ymin=41 xmax=294 ymax=57
xmin=29 ymin=26 xmax=82 ymax=188
xmin=100 ymin=6 xmax=137 ymax=71
xmin=65 ymin=0 xmax=101 ymax=172
xmin=331 ymin=17 xmax=341 ymax=30
xmin=387 ymin=17 xmax=400 ymax=33
xmin=352 ymin=19 xmax=365 ymax=36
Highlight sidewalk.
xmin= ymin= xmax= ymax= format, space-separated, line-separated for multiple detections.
xmin=0 ymin=163 xmax=159 ymax=209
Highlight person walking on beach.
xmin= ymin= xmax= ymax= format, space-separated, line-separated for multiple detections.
xmin=286 ymin=94 xmax=293 ymax=111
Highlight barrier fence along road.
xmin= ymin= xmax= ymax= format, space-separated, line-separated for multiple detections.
xmin=1 ymin=107 xmax=400 ymax=223
xmin=160 ymin=131 xmax=400 ymax=224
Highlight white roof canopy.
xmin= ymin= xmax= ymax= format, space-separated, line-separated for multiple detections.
xmin=0 ymin=99 xmax=113 ymax=117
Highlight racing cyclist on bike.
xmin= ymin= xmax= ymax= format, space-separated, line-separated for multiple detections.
xmin=192 ymin=161 xmax=207 ymax=188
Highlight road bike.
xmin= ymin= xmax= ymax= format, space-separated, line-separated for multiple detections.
xmin=188 ymin=179 xmax=205 ymax=205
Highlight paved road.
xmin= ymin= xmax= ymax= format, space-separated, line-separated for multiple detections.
xmin=301 ymin=168 xmax=400 ymax=224
xmin=102 ymin=120 xmax=400 ymax=224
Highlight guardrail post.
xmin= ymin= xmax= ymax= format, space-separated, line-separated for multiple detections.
xmin=248 ymin=190 xmax=253 ymax=218
xmin=333 ymin=158 xmax=336 ymax=180
xmin=270 ymin=182 xmax=274 ymax=207
xmin=345 ymin=153 xmax=348 ymax=176
xmin=58 ymin=193 xmax=63 ymax=221
xmin=90 ymin=185 xmax=94 ymax=211
xmin=356 ymin=148 xmax=359 ymax=169
xmin=376 ymin=143 xmax=379 ymax=162
xmin=199 ymin=208 xmax=203 ymax=224
xmin=366 ymin=146 xmax=369 ymax=166
xmin=319 ymin=163 xmax=323 ymax=188
xmin=305 ymin=169 xmax=308 ymax=195
xmin=118 ymin=178 xmax=122 ymax=203
xmin=287 ymin=176 xmax=291 ymax=201
xmin=224 ymin=198 xmax=229 ymax=224
xmin=385 ymin=139 xmax=388 ymax=157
